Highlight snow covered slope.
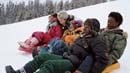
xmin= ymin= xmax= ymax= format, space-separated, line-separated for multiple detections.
xmin=0 ymin=0 xmax=129 ymax=73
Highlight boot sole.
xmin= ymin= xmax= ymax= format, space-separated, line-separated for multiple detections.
xmin=5 ymin=65 xmax=15 ymax=73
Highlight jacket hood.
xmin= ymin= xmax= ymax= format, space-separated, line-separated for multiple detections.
xmin=102 ymin=28 xmax=128 ymax=39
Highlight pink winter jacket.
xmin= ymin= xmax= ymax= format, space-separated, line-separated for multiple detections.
xmin=32 ymin=23 xmax=62 ymax=46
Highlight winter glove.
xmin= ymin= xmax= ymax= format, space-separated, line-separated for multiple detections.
xmin=68 ymin=55 xmax=80 ymax=64
xmin=63 ymin=52 xmax=70 ymax=59
xmin=32 ymin=48 xmax=38 ymax=58
xmin=63 ymin=52 xmax=80 ymax=64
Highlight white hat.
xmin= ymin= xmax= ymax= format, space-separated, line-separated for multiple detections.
xmin=58 ymin=11 xmax=69 ymax=19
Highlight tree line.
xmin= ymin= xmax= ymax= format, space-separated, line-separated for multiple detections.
xmin=0 ymin=0 xmax=108 ymax=25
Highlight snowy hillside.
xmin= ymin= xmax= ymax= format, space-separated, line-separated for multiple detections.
xmin=0 ymin=0 xmax=130 ymax=73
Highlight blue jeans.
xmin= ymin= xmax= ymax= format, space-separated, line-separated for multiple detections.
xmin=78 ymin=55 xmax=94 ymax=73
xmin=39 ymin=38 xmax=68 ymax=56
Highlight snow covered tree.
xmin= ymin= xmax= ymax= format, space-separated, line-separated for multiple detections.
xmin=0 ymin=0 xmax=108 ymax=25
xmin=15 ymin=2 xmax=26 ymax=22
xmin=56 ymin=0 xmax=63 ymax=12
xmin=0 ymin=4 xmax=5 ymax=25
xmin=38 ymin=3 xmax=46 ymax=16
xmin=63 ymin=1 xmax=70 ymax=10
xmin=33 ymin=0 xmax=40 ymax=17
xmin=5 ymin=1 xmax=16 ymax=24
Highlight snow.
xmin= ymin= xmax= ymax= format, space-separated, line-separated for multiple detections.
xmin=0 ymin=0 xmax=130 ymax=73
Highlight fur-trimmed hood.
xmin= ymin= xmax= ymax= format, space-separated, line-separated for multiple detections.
xmin=122 ymin=31 xmax=128 ymax=39
xmin=101 ymin=28 xmax=128 ymax=39
xmin=46 ymin=22 xmax=58 ymax=31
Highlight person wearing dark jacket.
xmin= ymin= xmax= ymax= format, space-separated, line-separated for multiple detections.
xmin=72 ymin=18 xmax=109 ymax=73
xmin=5 ymin=18 xmax=109 ymax=73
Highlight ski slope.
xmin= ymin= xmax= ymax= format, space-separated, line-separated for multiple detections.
xmin=0 ymin=0 xmax=129 ymax=73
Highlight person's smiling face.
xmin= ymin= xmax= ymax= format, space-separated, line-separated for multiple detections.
xmin=107 ymin=17 xmax=119 ymax=29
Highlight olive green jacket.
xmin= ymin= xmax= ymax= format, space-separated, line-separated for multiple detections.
xmin=100 ymin=28 xmax=127 ymax=64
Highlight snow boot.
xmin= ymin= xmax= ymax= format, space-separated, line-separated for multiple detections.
xmin=6 ymin=61 xmax=34 ymax=73
xmin=18 ymin=41 xmax=33 ymax=53
xmin=18 ymin=37 xmax=39 ymax=53
xmin=5 ymin=65 xmax=21 ymax=73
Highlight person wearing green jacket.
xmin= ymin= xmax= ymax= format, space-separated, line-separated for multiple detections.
xmin=100 ymin=12 xmax=127 ymax=65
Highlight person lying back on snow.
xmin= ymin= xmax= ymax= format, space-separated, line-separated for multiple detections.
xmin=18 ymin=13 xmax=63 ymax=53
xmin=18 ymin=11 xmax=76 ymax=54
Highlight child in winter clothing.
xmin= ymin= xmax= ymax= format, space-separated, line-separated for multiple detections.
xmin=18 ymin=13 xmax=63 ymax=53
xmin=101 ymin=12 xmax=127 ymax=73
xmin=5 ymin=18 xmax=109 ymax=73
xmin=62 ymin=20 xmax=84 ymax=46
xmin=46 ymin=13 xmax=59 ymax=31
xmin=57 ymin=11 xmax=74 ymax=33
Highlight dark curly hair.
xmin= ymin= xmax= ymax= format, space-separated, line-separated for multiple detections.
xmin=84 ymin=18 xmax=100 ymax=32
xmin=108 ymin=12 xmax=123 ymax=26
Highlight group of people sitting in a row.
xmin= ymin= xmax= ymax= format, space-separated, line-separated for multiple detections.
xmin=5 ymin=11 xmax=127 ymax=73
xmin=18 ymin=11 xmax=83 ymax=55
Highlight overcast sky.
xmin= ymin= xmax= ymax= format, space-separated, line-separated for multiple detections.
xmin=0 ymin=0 xmax=70 ymax=4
